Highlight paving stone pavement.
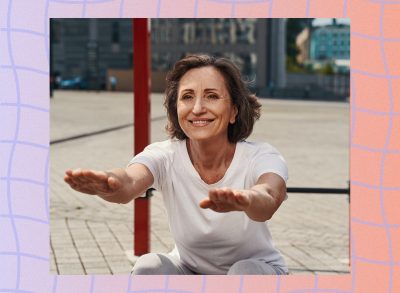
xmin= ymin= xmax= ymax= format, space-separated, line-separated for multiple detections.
xmin=50 ymin=90 xmax=349 ymax=275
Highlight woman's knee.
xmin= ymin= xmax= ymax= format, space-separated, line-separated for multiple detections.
xmin=227 ymin=259 xmax=280 ymax=275
xmin=132 ymin=253 xmax=165 ymax=275
xmin=228 ymin=260 xmax=262 ymax=275
xmin=131 ymin=253 xmax=183 ymax=275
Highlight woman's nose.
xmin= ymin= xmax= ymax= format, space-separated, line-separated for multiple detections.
xmin=192 ymin=96 xmax=205 ymax=114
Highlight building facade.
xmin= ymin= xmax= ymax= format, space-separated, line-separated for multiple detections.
xmin=51 ymin=19 xmax=286 ymax=93
xmin=51 ymin=19 xmax=133 ymax=90
xmin=309 ymin=25 xmax=350 ymax=61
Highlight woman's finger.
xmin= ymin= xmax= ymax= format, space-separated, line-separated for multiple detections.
xmin=70 ymin=184 xmax=97 ymax=195
xmin=64 ymin=174 xmax=72 ymax=183
xmin=222 ymin=190 xmax=236 ymax=205
xmin=70 ymin=168 xmax=87 ymax=185
xmin=216 ymin=189 xmax=237 ymax=207
xmin=209 ymin=189 xmax=219 ymax=203
xmin=199 ymin=198 xmax=212 ymax=209
xmin=206 ymin=201 xmax=218 ymax=211
xmin=67 ymin=174 xmax=83 ymax=186
xmin=217 ymin=192 xmax=227 ymax=203
xmin=84 ymin=169 xmax=107 ymax=182
xmin=71 ymin=168 xmax=83 ymax=177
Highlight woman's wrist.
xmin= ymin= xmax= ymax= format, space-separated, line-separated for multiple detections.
xmin=244 ymin=187 xmax=273 ymax=222
xmin=240 ymin=189 xmax=257 ymax=213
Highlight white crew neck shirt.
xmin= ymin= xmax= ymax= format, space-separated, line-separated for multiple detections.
xmin=130 ymin=139 xmax=288 ymax=274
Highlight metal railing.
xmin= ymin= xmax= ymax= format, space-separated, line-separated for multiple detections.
xmin=287 ymin=186 xmax=349 ymax=195
xmin=287 ymin=184 xmax=350 ymax=203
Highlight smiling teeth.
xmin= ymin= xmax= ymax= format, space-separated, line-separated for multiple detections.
xmin=192 ymin=120 xmax=210 ymax=125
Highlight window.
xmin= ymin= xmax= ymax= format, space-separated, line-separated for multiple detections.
xmin=51 ymin=20 xmax=61 ymax=44
xmin=112 ymin=21 xmax=119 ymax=43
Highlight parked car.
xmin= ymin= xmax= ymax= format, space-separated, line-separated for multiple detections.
xmin=59 ymin=77 xmax=88 ymax=89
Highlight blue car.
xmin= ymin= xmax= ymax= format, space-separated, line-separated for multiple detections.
xmin=59 ymin=77 xmax=88 ymax=89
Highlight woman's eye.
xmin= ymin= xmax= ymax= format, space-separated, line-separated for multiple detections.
xmin=206 ymin=94 xmax=219 ymax=100
xmin=181 ymin=95 xmax=193 ymax=100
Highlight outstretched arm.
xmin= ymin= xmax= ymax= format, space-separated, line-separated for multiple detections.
xmin=199 ymin=173 xmax=286 ymax=222
xmin=64 ymin=163 xmax=154 ymax=204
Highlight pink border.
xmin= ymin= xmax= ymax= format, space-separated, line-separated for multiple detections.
xmin=1 ymin=0 xmax=399 ymax=292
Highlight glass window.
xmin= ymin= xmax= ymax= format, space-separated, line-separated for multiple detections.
xmin=152 ymin=52 xmax=172 ymax=71
xmin=151 ymin=19 xmax=172 ymax=44
xmin=181 ymin=21 xmax=196 ymax=44
xmin=236 ymin=19 xmax=256 ymax=44
xmin=51 ymin=20 xmax=61 ymax=44
xmin=213 ymin=51 xmax=256 ymax=78
xmin=112 ymin=21 xmax=119 ymax=43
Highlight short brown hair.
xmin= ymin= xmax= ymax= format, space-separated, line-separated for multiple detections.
xmin=164 ymin=55 xmax=261 ymax=143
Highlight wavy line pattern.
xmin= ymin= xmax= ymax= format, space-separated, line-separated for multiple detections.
xmin=0 ymin=0 xmax=399 ymax=292
xmin=4 ymin=0 xmax=22 ymax=291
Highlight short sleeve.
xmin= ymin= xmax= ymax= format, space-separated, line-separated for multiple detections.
xmin=251 ymin=143 xmax=288 ymax=184
xmin=128 ymin=141 xmax=170 ymax=190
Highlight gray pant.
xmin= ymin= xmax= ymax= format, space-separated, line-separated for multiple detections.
xmin=131 ymin=253 xmax=288 ymax=275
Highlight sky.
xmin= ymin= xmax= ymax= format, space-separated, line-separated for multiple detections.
xmin=312 ymin=18 xmax=350 ymax=27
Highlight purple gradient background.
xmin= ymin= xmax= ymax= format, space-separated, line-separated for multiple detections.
xmin=1 ymin=0 xmax=399 ymax=292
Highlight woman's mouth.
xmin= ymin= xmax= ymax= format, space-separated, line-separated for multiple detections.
xmin=189 ymin=119 xmax=214 ymax=127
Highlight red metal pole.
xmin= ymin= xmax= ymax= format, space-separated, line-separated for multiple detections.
xmin=133 ymin=18 xmax=151 ymax=256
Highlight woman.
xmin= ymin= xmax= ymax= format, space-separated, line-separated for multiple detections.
xmin=64 ymin=55 xmax=288 ymax=275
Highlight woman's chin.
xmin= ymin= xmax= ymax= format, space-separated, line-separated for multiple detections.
xmin=186 ymin=134 xmax=213 ymax=142
xmin=185 ymin=132 xmax=227 ymax=143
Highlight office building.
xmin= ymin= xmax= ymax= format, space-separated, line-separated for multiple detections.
xmin=51 ymin=19 xmax=286 ymax=93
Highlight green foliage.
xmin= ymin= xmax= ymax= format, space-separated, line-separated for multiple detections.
xmin=286 ymin=56 xmax=316 ymax=74
xmin=318 ymin=63 xmax=334 ymax=75
xmin=286 ymin=56 xmax=304 ymax=73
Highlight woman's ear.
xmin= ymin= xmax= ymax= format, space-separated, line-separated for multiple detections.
xmin=230 ymin=105 xmax=238 ymax=124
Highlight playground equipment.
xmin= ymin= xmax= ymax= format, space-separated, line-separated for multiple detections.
xmin=133 ymin=19 xmax=151 ymax=256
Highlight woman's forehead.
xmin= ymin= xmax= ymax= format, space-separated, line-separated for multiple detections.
xmin=178 ymin=66 xmax=227 ymax=92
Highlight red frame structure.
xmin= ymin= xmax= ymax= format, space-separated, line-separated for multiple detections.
xmin=133 ymin=18 xmax=151 ymax=256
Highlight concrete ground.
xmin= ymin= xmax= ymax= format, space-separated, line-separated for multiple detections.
xmin=50 ymin=90 xmax=349 ymax=275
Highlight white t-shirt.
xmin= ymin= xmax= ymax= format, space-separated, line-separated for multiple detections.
xmin=130 ymin=139 xmax=288 ymax=274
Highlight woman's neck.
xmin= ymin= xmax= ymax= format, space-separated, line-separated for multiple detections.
xmin=186 ymin=138 xmax=236 ymax=171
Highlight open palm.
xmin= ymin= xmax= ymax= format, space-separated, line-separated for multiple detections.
xmin=64 ymin=168 xmax=123 ymax=198
xmin=199 ymin=187 xmax=252 ymax=213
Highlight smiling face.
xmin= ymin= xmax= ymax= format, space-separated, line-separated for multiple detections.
xmin=177 ymin=66 xmax=238 ymax=143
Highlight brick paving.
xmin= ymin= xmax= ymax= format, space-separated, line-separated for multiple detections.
xmin=50 ymin=90 xmax=349 ymax=275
